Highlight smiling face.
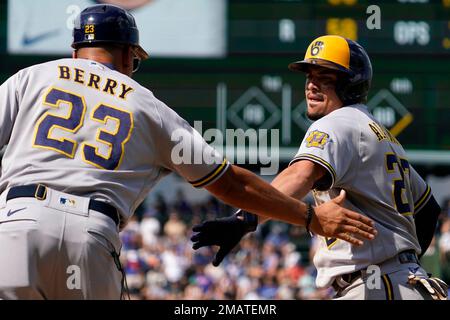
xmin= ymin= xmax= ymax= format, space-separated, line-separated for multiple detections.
xmin=304 ymin=66 xmax=344 ymax=121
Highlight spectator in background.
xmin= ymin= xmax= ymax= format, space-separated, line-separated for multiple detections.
xmin=164 ymin=211 xmax=187 ymax=242
xmin=121 ymin=215 xmax=143 ymax=251
xmin=123 ymin=250 xmax=146 ymax=294
xmin=140 ymin=209 xmax=161 ymax=248
xmin=258 ymin=275 xmax=278 ymax=299
xmin=154 ymin=193 xmax=168 ymax=219
xmin=174 ymin=190 xmax=193 ymax=217
xmin=261 ymin=242 xmax=281 ymax=277
xmin=160 ymin=244 xmax=189 ymax=284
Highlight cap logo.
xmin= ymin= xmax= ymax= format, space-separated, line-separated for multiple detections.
xmin=84 ymin=24 xmax=95 ymax=41
xmin=311 ymin=41 xmax=324 ymax=56
xmin=84 ymin=25 xmax=95 ymax=34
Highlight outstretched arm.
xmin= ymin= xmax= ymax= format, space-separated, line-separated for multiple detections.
xmin=194 ymin=161 xmax=376 ymax=266
xmin=205 ymin=164 xmax=308 ymax=226
xmin=204 ymin=163 xmax=376 ymax=242
xmin=255 ymin=159 xmax=326 ymax=225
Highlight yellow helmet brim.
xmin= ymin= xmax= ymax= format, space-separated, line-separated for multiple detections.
xmin=288 ymin=58 xmax=350 ymax=74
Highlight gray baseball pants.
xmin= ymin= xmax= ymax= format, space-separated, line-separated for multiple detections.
xmin=0 ymin=187 xmax=122 ymax=299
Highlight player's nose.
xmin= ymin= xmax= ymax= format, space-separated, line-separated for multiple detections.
xmin=305 ymin=78 xmax=319 ymax=92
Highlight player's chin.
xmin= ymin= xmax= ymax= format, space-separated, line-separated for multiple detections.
xmin=306 ymin=105 xmax=325 ymax=121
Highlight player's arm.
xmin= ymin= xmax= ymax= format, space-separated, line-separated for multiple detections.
xmin=408 ymin=166 xmax=441 ymax=257
xmin=204 ymin=163 xmax=375 ymax=238
xmin=204 ymin=164 xmax=312 ymax=226
xmin=255 ymin=159 xmax=328 ymax=225
xmin=0 ymin=72 xmax=21 ymax=147
xmin=194 ymin=161 xmax=375 ymax=266
xmin=414 ymin=195 xmax=441 ymax=258
xmin=271 ymin=160 xmax=328 ymax=203
xmin=251 ymin=158 xmax=333 ymax=226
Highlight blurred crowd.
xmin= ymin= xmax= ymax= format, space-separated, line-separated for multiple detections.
xmin=119 ymin=191 xmax=450 ymax=300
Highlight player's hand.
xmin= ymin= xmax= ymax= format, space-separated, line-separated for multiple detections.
xmin=310 ymin=190 xmax=377 ymax=246
xmin=190 ymin=210 xmax=258 ymax=267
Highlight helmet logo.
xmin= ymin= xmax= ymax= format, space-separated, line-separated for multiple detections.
xmin=311 ymin=41 xmax=324 ymax=56
xmin=84 ymin=24 xmax=95 ymax=41
xmin=84 ymin=25 xmax=95 ymax=34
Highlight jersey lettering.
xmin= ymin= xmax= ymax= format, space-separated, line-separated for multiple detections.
xmin=385 ymin=153 xmax=412 ymax=215
xmin=82 ymin=104 xmax=133 ymax=170
xmin=56 ymin=65 xmax=134 ymax=101
xmin=33 ymin=88 xmax=86 ymax=158
xmin=33 ymin=87 xmax=134 ymax=170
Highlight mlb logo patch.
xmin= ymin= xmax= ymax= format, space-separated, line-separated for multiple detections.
xmin=60 ymin=197 xmax=76 ymax=207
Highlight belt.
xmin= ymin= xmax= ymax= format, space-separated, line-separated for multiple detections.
xmin=6 ymin=184 xmax=120 ymax=227
xmin=332 ymin=249 xmax=420 ymax=292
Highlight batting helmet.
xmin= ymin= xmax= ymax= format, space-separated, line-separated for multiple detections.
xmin=288 ymin=35 xmax=372 ymax=105
xmin=72 ymin=4 xmax=149 ymax=61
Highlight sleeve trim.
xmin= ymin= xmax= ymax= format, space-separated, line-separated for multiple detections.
xmin=289 ymin=153 xmax=336 ymax=188
xmin=414 ymin=185 xmax=431 ymax=212
xmin=189 ymin=159 xmax=230 ymax=188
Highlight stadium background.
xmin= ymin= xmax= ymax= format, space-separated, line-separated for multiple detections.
xmin=0 ymin=0 xmax=449 ymax=299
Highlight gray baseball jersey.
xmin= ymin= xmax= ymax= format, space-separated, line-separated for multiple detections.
xmin=0 ymin=58 xmax=228 ymax=228
xmin=290 ymin=104 xmax=431 ymax=288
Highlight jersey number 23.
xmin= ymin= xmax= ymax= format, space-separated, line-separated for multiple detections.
xmin=33 ymin=87 xmax=133 ymax=170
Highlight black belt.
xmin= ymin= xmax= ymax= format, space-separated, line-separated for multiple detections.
xmin=332 ymin=249 xmax=420 ymax=292
xmin=7 ymin=184 xmax=120 ymax=227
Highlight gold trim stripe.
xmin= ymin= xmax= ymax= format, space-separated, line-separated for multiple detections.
xmin=414 ymin=185 xmax=431 ymax=212
xmin=291 ymin=154 xmax=337 ymax=186
xmin=190 ymin=159 xmax=229 ymax=188
xmin=327 ymin=238 xmax=338 ymax=249
xmin=382 ymin=274 xmax=394 ymax=300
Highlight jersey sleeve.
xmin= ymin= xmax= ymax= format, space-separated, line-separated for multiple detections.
xmin=153 ymin=99 xmax=229 ymax=188
xmin=289 ymin=117 xmax=358 ymax=190
xmin=409 ymin=165 xmax=432 ymax=213
xmin=0 ymin=72 xmax=21 ymax=148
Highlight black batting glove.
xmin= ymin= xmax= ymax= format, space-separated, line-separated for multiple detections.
xmin=190 ymin=210 xmax=258 ymax=267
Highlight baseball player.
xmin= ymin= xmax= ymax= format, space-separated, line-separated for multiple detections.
xmin=0 ymin=6 xmax=376 ymax=300
xmin=191 ymin=35 xmax=448 ymax=300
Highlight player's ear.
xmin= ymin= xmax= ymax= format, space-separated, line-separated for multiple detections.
xmin=72 ymin=51 xmax=77 ymax=59
xmin=121 ymin=46 xmax=133 ymax=75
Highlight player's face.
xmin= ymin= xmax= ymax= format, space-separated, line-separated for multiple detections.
xmin=304 ymin=66 xmax=343 ymax=120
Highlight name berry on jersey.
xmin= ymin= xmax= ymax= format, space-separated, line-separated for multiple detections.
xmin=57 ymin=65 xmax=134 ymax=100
